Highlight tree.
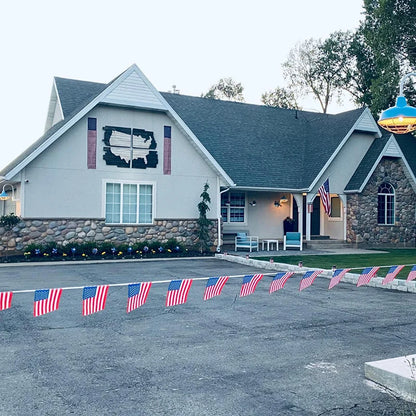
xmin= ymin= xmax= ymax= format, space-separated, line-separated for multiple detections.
xmin=197 ymin=182 xmax=212 ymax=252
xmin=202 ymin=78 xmax=245 ymax=102
xmin=261 ymin=86 xmax=301 ymax=109
xmin=282 ymin=35 xmax=350 ymax=113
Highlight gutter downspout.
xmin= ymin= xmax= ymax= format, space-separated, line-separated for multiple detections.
xmin=216 ymin=181 xmax=230 ymax=252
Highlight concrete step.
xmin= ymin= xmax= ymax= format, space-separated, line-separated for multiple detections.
xmin=306 ymin=239 xmax=353 ymax=250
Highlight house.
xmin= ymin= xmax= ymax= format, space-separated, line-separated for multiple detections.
xmin=1 ymin=64 xmax=416 ymax=254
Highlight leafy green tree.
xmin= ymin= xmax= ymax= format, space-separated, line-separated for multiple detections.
xmin=282 ymin=35 xmax=350 ymax=113
xmin=202 ymin=78 xmax=245 ymax=102
xmin=197 ymin=182 xmax=212 ymax=252
xmin=261 ymin=86 xmax=301 ymax=109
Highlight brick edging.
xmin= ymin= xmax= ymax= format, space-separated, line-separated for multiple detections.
xmin=215 ymin=254 xmax=416 ymax=294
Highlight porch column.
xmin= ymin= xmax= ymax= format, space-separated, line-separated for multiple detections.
xmin=305 ymin=194 xmax=316 ymax=241
xmin=339 ymin=194 xmax=347 ymax=241
xmin=292 ymin=194 xmax=303 ymax=238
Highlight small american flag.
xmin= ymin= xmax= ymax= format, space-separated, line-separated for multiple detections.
xmin=356 ymin=267 xmax=380 ymax=287
xmin=203 ymin=276 xmax=229 ymax=301
xmin=0 ymin=291 xmax=13 ymax=311
xmin=240 ymin=274 xmax=263 ymax=297
xmin=82 ymin=285 xmax=109 ymax=316
xmin=328 ymin=268 xmax=351 ymax=289
xmin=407 ymin=265 xmax=416 ymax=282
xmin=34 ymin=288 xmax=62 ymax=317
xmin=127 ymin=282 xmax=152 ymax=313
xmin=382 ymin=265 xmax=405 ymax=285
xmin=166 ymin=279 xmax=193 ymax=307
xmin=318 ymin=178 xmax=331 ymax=216
xmin=269 ymin=272 xmax=294 ymax=293
xmin=299 ymin=270 xmax=323 ymax=291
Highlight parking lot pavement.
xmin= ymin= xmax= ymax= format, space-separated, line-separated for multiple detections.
xmin=0 ymin=257 xmax=416 ymax=415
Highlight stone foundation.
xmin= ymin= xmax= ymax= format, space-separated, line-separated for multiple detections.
xmin=346 ymin=157 xmax=416 ymax=247
xmin=0 ymin=218 xmax=219 ymax=253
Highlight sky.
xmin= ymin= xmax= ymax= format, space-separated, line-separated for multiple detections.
xmin=0 ymin=0 xmax=365 ymax=170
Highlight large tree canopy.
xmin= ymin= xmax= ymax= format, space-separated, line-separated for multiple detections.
xmin=202 ymin=78 xmax=245 ymax=102
xmin=261 ymin=86 xmax=301 ymax=110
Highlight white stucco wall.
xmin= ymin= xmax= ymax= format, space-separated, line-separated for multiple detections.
xmin=21 ymin=105 xmax=220 ymax=220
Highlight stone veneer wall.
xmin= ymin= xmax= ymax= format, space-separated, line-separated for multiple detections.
xmin=346 ymin=157 xmax=416 ymax=247
xmin=0 ymin=218 xmax=219 ymax=254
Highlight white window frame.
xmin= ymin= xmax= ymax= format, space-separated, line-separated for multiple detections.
xmin=328 ymin=196 xmax=343 ymax=222
xmin=102 ymin=179 xmax=156 ymax=225
xmin=221 ymin=191 xmax=247 ymax=225
xmin=378 ymin=182 xmax=395 ymax=225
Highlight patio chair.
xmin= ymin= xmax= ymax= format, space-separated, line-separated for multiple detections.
xmin=283 ymin=232 xmax=303 ymax=251
xmin=235 ymin=232 xmax=259 ymax=252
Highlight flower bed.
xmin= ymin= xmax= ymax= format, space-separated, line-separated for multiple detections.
xmin=0 ymin=239 xmax=213 ymax=263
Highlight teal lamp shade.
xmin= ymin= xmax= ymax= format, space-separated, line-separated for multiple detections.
xmin=378 ymin=96 xmax=416 ymax=134
xmin=0 ymin=189 xmax=9 ymax=200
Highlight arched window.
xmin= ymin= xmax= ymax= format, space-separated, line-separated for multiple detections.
xmin=378 ymin=182 xmax=395 ymax=225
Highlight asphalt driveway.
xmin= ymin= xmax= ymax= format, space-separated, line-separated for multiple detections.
xmin=0 ymin=258 xmax=416 ymax=415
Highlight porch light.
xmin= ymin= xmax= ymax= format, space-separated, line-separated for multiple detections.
xmin=378 ymin=72 xmax=416 ymax=134
xmin=249 ymin=200 xmax=256 ymax=206
xmin=274 ymin=201 xmax=281 ymax=207
xmin=0 ymin=184 xmax=16 ymax=201
xmin=280 ymin=195 xmax=288 ymax=203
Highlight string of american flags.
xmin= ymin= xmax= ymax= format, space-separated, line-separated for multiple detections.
xmin=1 ymin=265 xmax=416 ymax=317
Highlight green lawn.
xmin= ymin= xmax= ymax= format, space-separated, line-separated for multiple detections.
xmin=253 ymin=249 xmax=416 ymax=279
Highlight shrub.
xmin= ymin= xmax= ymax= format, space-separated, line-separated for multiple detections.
xmin=0 ymin=213 xmax=20 ymax=230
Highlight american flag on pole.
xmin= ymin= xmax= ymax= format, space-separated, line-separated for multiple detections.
xmin=356 ymin=267 xmax=380 ymax=287
xmin=269 ymin=272 xmax=294 ymax=293
xmin=166 ymin=279 xmax=193 ymax=307
xmin=328 ymin=268 xmax=351 ymax=289
xmin=382 ymin=265 xmax=405 ymax=285
xmin=299 ymin=270 xmax=323 ymax=291
xmin=240 ymin=274 xmax=263 ymax=297
xmin=407 ymin=265 xmax=416 ymax=282
xmin=33 ymin=288 xmax=62 ymax=317
xmin=318 ymin=178 xmax=331 ymax=216
xmin=0 ymin=291 xmax=13 ymax=311
xmin=203 ymin=276 xmax=229 ymax=301
xmin=82 ymin=285 xmax=109 ymax=316
xmin=127 ymin=282 xmax=152 ymax=313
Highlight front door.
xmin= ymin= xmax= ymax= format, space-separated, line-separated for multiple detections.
xmin=311 ymin=196 xmax=321 ymax=236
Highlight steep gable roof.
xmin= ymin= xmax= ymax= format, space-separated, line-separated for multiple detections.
xmin=161 ymin=92 xmax=370 ymax=190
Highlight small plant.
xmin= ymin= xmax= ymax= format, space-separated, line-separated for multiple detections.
xmin=0 ymin=213 xmax=20 ymax=230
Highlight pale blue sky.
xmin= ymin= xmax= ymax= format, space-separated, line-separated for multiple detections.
xmin=0 ymin=0 xmax=364 ymax=169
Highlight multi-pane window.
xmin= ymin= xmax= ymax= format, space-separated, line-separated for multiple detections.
xmin=377 ymin=182 xmax=395 ymax=225
xmin=105 ymin=182 xmax=153 ymax=224
xmin=221 ymin=191 xmax=245 ymax=223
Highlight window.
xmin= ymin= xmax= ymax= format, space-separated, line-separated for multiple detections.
xmin=105 ymin=182 xmax=153 ymax=224
xmin=329 ymin=196 xmax=341 ymax=218
xmin=221 ymin=191 xmax=245 ymax=223
xmin=378 ymin=182 xmax=395 ymax=225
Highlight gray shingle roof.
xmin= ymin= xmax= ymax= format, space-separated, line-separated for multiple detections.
xmin=161 ymin=92 xmax=366 ymax=189
xmin=0 ymin=74 xmax=369 ymax=190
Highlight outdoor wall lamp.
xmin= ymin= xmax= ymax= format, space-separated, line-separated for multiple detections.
xmin=280 ymin=195 xmax=288 ymax=203
xmin=378 ymin=72 xmax=416 ymax=134
xmin=274 ymin=201 xmax=281 ymax=207
xmin=249 ymin=200 xmax=256 ymax=206
xmin=0 ymin=184 xmax=16 ymax=201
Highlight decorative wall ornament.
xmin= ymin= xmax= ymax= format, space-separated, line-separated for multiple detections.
xmin=103 ymin=126 xmax=158 ymax=168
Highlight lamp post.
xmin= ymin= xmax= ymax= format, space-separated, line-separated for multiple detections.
xmin=378 ymin=72 xmax=416 ymax=134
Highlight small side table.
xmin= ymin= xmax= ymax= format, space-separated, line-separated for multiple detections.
xmin=261 ymin=239 xmax=279 ymax=251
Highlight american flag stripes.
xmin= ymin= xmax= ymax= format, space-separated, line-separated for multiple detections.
xmin=33 ymin=288 xmax=62 ymax=317
xmin=0 ymin=291 xmax=13 ymax=311
xmin=328 ymin=268 xmax=351 ymax=289
xmin=382 ymin=265 xmax=405 ymax=285
xmin=318 ymin=178 xmax=331 ymax=216
xmin=407 ymin=266 xmax=416 ymax=282
xmin=269 ymin=272 xmax=294 ymax=293
xmin=127 ymin=282 xmax=152 ymax=313
xmin=299 ymin=270 xmax=323 ymax=291
xmin=240 ymin=274 xmax=264 ymax=297
xmin=166 ymin=279 xmax=193 ymax=307
xmin=356 ymin=267 xmax=380 ymax=287
xmin=82 ymin=285 xmax=109 ymax=316
xmin=203 ymin=276 xmax=229 ymax=301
